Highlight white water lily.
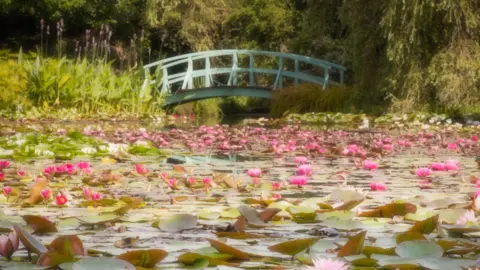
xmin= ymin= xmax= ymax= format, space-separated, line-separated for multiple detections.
xmin=107 ymin=143 xmax=128 ymax=153
xmin=0 ymin=148 xmax=14 ymax=156
xmin=134 ymin=140 xmax=149 ymax=146
xmin=81 ymin=146 xmax=97 ymax=154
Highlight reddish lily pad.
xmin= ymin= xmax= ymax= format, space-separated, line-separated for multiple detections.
xmin=13 ymin=225 xmax=48 ymax=254
xmin=268 ymin=237 xmax=320 ymax=256
xmin=207 ymin=238 xmax=250 ymax=260
xmin=23 ymin=215 xmax=58 ymax=234
xmin=117 ymin=249 xmax=168 ymax=268
xmin=338 ymin=231 xmax=367 ymax=257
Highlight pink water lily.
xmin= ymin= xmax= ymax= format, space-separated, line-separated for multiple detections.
xmin=91 ymin=192 xmax=101 ymax=201
xmin=308 ymin=258 xmax=348 ymax=270
xmin=0 ymin=172 xmax=4 ymax=181
xmin=370 ymin=182 xmax=387 ymax=191
xmin=55 ymin=193 xmax=68 ymax=205
xmin=447 ymin=143 xmax=458 ymax=150
xmin=0 ymin=160 xmax=11 ymax=170
xmin=135 ymin=164 xmax=149 ymax=175
xmin=294 ymin=156 xmax=308 ymax=164
xmin=187 ymin=177 xmax=195 ymax=186
xmin=297 ymin=164 xmax=312 ymax=176
xmin=0 ymin=231 xmax=19 ymax=259
xmin=472 ymin=135 xmax=478 ymax=142
xmin=430 ymin=162 xmax=445 ymax=171
xmin=272 ymin=182 xmax=281 ymax=190
xmin=290 ymin=175 xmax=308 ymax=186
xmin=444 ymin=159 xmax=460 ymax=171
xmin=17 ymin=167 xmax=26 ymax=177
xmin=416 ymin=167 xmax=431 ymax=178
xmin=168 ymin=178 xmax=177 ymax=187
xmin=247 ymin=168 xmax=262 ymax=178
xmin=43 ymin=166 xmax=56 ymax=176
xmin=2 ymin=186 xmax=12 ymax=197
xmin=252 ymin=177 xmax=261 ymax=185
xmin=203 ymin=177 xmax=212 ymax=187
xmin=363 ymin=160 xmax=378 ymax=171
xmin=83 ymin=187 xmax=91 ymax=199
xmin=40 ymin=188 xmax=51 ymax=200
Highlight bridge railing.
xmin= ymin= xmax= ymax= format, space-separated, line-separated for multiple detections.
xmin=143 ymin=50 xmax=346 ymax=94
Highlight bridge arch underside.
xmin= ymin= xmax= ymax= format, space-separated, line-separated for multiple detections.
xmin=163 ymin=87 xmax=272 ymax=106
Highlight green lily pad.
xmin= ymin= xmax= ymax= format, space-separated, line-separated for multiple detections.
xmin=395 ymin=240 xmax=444 ymax=259
xmin=158 ymin=214 xmax=197 ymax=232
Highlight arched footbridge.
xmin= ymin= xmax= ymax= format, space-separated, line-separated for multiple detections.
xmin=142 ymin=50 xmax=346 ymax=106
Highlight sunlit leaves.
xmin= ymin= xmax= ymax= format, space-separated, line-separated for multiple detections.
xmin=268 ymin=237 xmax=319 ymax=256
xmin=158 ymin=214 xmax=197 ymax=232
xmin=337 ymin=231 xmax=366 ymax=257
xmin=22 ymin=215 xmax=58 ymax=234
xmin=117 ymin=249 xmax=168 ymax=268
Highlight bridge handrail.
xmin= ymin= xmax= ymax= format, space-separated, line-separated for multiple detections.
xmin=144 ymin=50 xmax=345 ymax=71
xmin=142 ymin=49 xmax=346 ymax=94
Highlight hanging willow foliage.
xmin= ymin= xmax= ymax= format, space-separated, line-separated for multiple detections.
xmin=337 ymin=0 xmax=480 ymax=112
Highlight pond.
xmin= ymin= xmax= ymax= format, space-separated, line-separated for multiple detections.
xmin=0 ymin=117 xmax=479 ymax=269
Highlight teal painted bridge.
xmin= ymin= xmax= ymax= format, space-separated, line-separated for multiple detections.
xmin=142 ymin=50 xmax=346 ymax=106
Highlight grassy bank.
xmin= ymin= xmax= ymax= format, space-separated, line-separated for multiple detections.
xmin=0 ymin=52 xmax=164 ymax=118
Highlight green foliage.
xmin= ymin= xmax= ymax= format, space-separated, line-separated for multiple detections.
xmin=0 ymin=60 xmax=29 ymax=109
xmin=223 ymin=0 xmax=295 ymax=50
xmin=0 ymin=55 xmax=164 ymax=116
xmin=145 ymin=0 xmax=228 ymax=51
xmin=271 ymin=83 xmax=352 ymax=117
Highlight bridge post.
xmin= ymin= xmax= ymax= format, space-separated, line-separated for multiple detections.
xmin=205 ymin=57 xmax=211 ymax=87
xmin=273 ymin=56 xmax=284 ymax=90
xmin=249 ymin=53 xmax=254 ymax=86
xmin=182 ymin=56 xmax=193 ymax=89
xmin=161 ymin=66 xmax=169 ymax=94
xmin=233 ymin=53 xmax=238 ymax=86
xmin=323 ymin=67 xmax=330 ymax=89
xmin=294 ymin=60 xmax=299 ymax=85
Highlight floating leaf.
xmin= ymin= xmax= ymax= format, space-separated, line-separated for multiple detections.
xmin=178 ymin=251 xmax=233 ymax=267
xmin=396 ymin=232 xmax=426 ymax=244
xmin=287 ymin=206 xmax=317 ymax=220
xmin=358 ymin=203 xmax=417 ymax=218
xmin=214 ymin=172 xmax=237 ymax=189
xmin=113 ymin=198 xmax=143 ymax=216
xmin=27 ymin=180 xmax=48 ymax=205
xmin=407 ymin=215 xmax=439 ymax=234
xmin=72 ymin=257 xmax=134 ymax=270
xmin=22 ymin=215 xmax=58 ymax=234
xmin=49 ymin=235 xmax=85 ymax=257
xmin=395 ymin=240 xmax=444 ymax=259
xmin=77 ymin=214 xmax=120 ymax=226
xmin=233 ymin=216 xmax=246 ymax=232
xmin=214 ymin=232 xmax=267 ymax=239
xmin=363 ymin=246 xmax=396 ymax=257
xmin=13 ymin=225 xmax=48 ymax=255
xmin=114 ymin=237 xmax=139 ymax=249
xmin=237 ymin=205 xmax=263 ymax=224
xmin=158 ymin=214 xmax=197 ymax=232
xmin=335 ymin=200 xmax=364 ymax=211
xmin=268 ymin=237 xmax=319 ymax=256
xmin=220 ymin=208 xmax=241 ymax=219
xmin=117 ymin=249 xmax=168 ymax=268
xmin=337 ymin=231 xmax=367 ymax=257
xmin=258 ymin=208 xmax=281 ymax=222
xmin=37 ymin=251 xmax=75 ymax=267
xmin=207 ymin=238 xmax=250 ymax=260
xmin=198 ymin=210 xmax=221 ymax=220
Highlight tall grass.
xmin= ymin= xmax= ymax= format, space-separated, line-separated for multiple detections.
xmin=271 ymin=83 xmax=352 ymax=117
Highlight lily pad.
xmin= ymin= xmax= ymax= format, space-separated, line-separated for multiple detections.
xmin=395 ymin=240 xmax=444 ymax=259
xmin=23 ymin=215 xmax=58 ymax=234
xmin=77 ymin=214 xmax=121 ymax=226
xmin=117 ymin=249 xmax=168 ymax=268
xmin=158 ymin=214 xmax=197 ymax=232
xmin=268 ymin=237 xmax=319 ymax=256
xmin=72 ymin=258 xmax=135 ymax=270
xmin=13 ymin=225 xmax=48 ymax=255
